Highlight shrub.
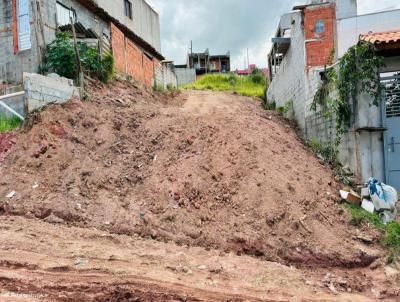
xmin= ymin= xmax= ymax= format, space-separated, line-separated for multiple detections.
xmin=44 ymin=33 xmax=114 ymax=83
xmin=249 ymin=68 xmax=266 ymax=85
xmin=44 ymin=32 xmax=77 ymax=79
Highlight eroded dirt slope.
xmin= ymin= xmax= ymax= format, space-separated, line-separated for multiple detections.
xmin=0 ymin=80 xmax=383 ymax=267
xmin=0 ymin=79 xmax=399 ymax=301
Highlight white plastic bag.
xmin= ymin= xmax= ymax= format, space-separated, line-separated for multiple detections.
xmin=382 ymin=184 xmax=398 ymax=210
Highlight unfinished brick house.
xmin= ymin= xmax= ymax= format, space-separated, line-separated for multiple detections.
xmin=267 ymin=0 xmax=400 ymax=189
xmin=187 ymin=49 xmax=231 ymax=76
xmin=0 ymin=0 xmax=164 ymax=87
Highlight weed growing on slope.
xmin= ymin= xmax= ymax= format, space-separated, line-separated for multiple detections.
xmin=344 ymin=203 xmax=400 ymax=263
xmin=0 ymin=115 xmax=22 ymax=133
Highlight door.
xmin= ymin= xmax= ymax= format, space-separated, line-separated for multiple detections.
xmin=382 ymin=72 xmax=400 ymax=190
xmin=17 ymin=0 xmax=31 ymax=51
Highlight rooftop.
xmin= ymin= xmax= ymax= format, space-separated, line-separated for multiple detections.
xmin=360 ymin=30 xmax=400 ymax=45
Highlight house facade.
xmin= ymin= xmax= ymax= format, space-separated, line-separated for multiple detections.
xmin=267 ymin=0 xmax=400 ymax=190
xmin=0 ymin=0 xmax=164 ymax=87
xmin=187 ymin=50 xmax=231 ymax=76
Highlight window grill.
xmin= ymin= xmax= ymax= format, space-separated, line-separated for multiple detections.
xmin=381 ymin=72 xmax=400 ymax=118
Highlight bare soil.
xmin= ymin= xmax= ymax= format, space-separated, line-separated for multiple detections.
xmin=0 ymin=79 xmax=399 ymax=301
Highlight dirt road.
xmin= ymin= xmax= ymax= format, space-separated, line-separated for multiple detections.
xmin=0 ymin=82 xmax=399 ymax=301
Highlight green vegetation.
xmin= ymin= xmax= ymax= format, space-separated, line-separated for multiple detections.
xmin=310 ymin=42 xmax=385 ymax=145
xmin=0 ymin=114 xmax=22 ymax=133
xmin=309 ymin=138 xmax=353 ymax=185
xmin=183 ymin=70 xmax=267 ymax=98
xmin=345 ymin=203 xmax=400 ymax=263
xmin=277 ymin=99 xmax=294 ymax=117
xmin=43 ymin=32 xmax=115 ymax=83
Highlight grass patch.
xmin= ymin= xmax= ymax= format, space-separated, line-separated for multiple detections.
xmin=182 ymin=73 xmax=267 ymax=98
xmin=0 ymin=114 xmax=22 ymax=133
xmin=344 ymin=203 xmax=400 ymax=263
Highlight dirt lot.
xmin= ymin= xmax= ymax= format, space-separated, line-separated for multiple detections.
xmin=0 ymin=80 xmax=399 ymax=301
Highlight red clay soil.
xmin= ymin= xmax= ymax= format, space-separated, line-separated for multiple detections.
xmin=0 ymin=132 xmax=16 ymax=163
xmin=0 ymin=79 xmax=399 ymax=301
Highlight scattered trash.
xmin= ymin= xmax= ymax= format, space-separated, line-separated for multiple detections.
xmin=6 ymin=191 xmax=16 ymax=198
xmin=340 ymin=177 xmax=398 ymax=223
xmin=361 ymin=199 xmax=375 ymax=214
xmin=368 ymin=178 xmax=390 ymax=212
xmin=340 ymin=188 xmax=361 ymax=205
xmin=32 ymin=182 xmax=39 ymax=189
xmin=356 ymin=234 xmax=373 ymax=244
xmin=361 ymin=187 xmax=370 ymax=199
xmin=74 ymin=257 xmax=89 ymax=268
xmin=382 ymin=183 xmax=398 ymax=209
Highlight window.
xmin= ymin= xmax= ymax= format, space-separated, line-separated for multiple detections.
xmin=56 ymin=2 xmax=76 ymax=26
xmin=315 ymin=20 xmax=325 ymax=36
xmin=124 ymin=0 xmax=132 ymax=19
xmin=17 ymin=0 xmax=31 ymax=51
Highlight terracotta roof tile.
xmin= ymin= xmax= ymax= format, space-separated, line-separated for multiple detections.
xmin=360 ymin=30 xmax=400 ymax=45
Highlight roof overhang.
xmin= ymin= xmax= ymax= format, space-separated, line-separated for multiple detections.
xmin=360 ymin=30 xmax=400 ymax=54
xmin=76 ymin=0 xmax=164 ymax=60
xmin=271 ymin=37 xmax=291 ymax=54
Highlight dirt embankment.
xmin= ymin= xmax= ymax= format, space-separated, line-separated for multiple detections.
xmin=0 ymin=82 xmax=398 ymax=301
xmin=0 ymin=79 xmax=384 ymax=269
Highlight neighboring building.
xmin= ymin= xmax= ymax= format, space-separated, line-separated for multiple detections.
xmin=0 ymin=0 xmax=164 ymax=87
xmin=266 ymin=0 xmax=400 ymax=189
xmin=187 ymin=49 xmax=231 ymax=75
xmin=236 ymin=64 xmax=269 ymax=77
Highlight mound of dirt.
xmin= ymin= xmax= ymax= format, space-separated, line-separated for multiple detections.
xmin=0 ymin=132 xmax=16 ymax=163
xmin=0 ymin=79 xmax=382 ymax=268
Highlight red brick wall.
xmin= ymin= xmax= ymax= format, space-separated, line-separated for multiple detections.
xmin=304 ymin=4 xmax=336 ymax=68
xmin=126 ymin=39 xmax=143 ymax=83
xmin=143 ymin=54 xmax=154 ymax=87
xmin=111 ymin=23 xmax=126 ymax=74
xmin=111 ymin=22 xmax=156 ymax=87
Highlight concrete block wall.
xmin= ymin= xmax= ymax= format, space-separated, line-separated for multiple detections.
xmin=267 ymin=12 xmax=308 ymax=130
xmin=0 ymin=0 xmax=40 ymax=84
xmin=0 ymin=0 xmax=111 ymax=84
xmin=175 ymin=68 xmax=196 ymax=86
xmin=24 ymin=72 xmax=79 ymax=112
xmin=154 ymin=64 xmax=178 ymax=89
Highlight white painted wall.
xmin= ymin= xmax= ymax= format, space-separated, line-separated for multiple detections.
xmin=267 ymin=12 xmax=308 ymax=130
xmin=337 ymin=9 xmax=400 ymax=57
xmin=335 ymin=0 xmax=357 ymax=19
xmin=95 ymin=0 xmax=161 ymax=52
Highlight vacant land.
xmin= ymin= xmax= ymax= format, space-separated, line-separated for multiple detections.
xmin=0 ymin=79 xmax=399 ymax=301
xmin=183 ymin=73 xmax=267 ymax=98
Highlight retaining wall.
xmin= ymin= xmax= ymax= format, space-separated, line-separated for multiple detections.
xmin=175 ymin=68 xmax=196 ymax=86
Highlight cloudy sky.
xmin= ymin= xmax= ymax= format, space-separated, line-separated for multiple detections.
xmin=146 ymin=0 xmax=400 ymax=69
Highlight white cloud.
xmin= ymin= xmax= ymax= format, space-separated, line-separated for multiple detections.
xmin=146 ymin=0 xmax=400 ymax=69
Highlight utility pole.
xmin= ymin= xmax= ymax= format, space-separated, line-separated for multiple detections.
xmin=247 ymin=48 xmax=250 ymax=70
xmin=190 ymin=40 xmax=193 ymax=68
xmin=70 ymin=16 xmax=84 ymax=90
